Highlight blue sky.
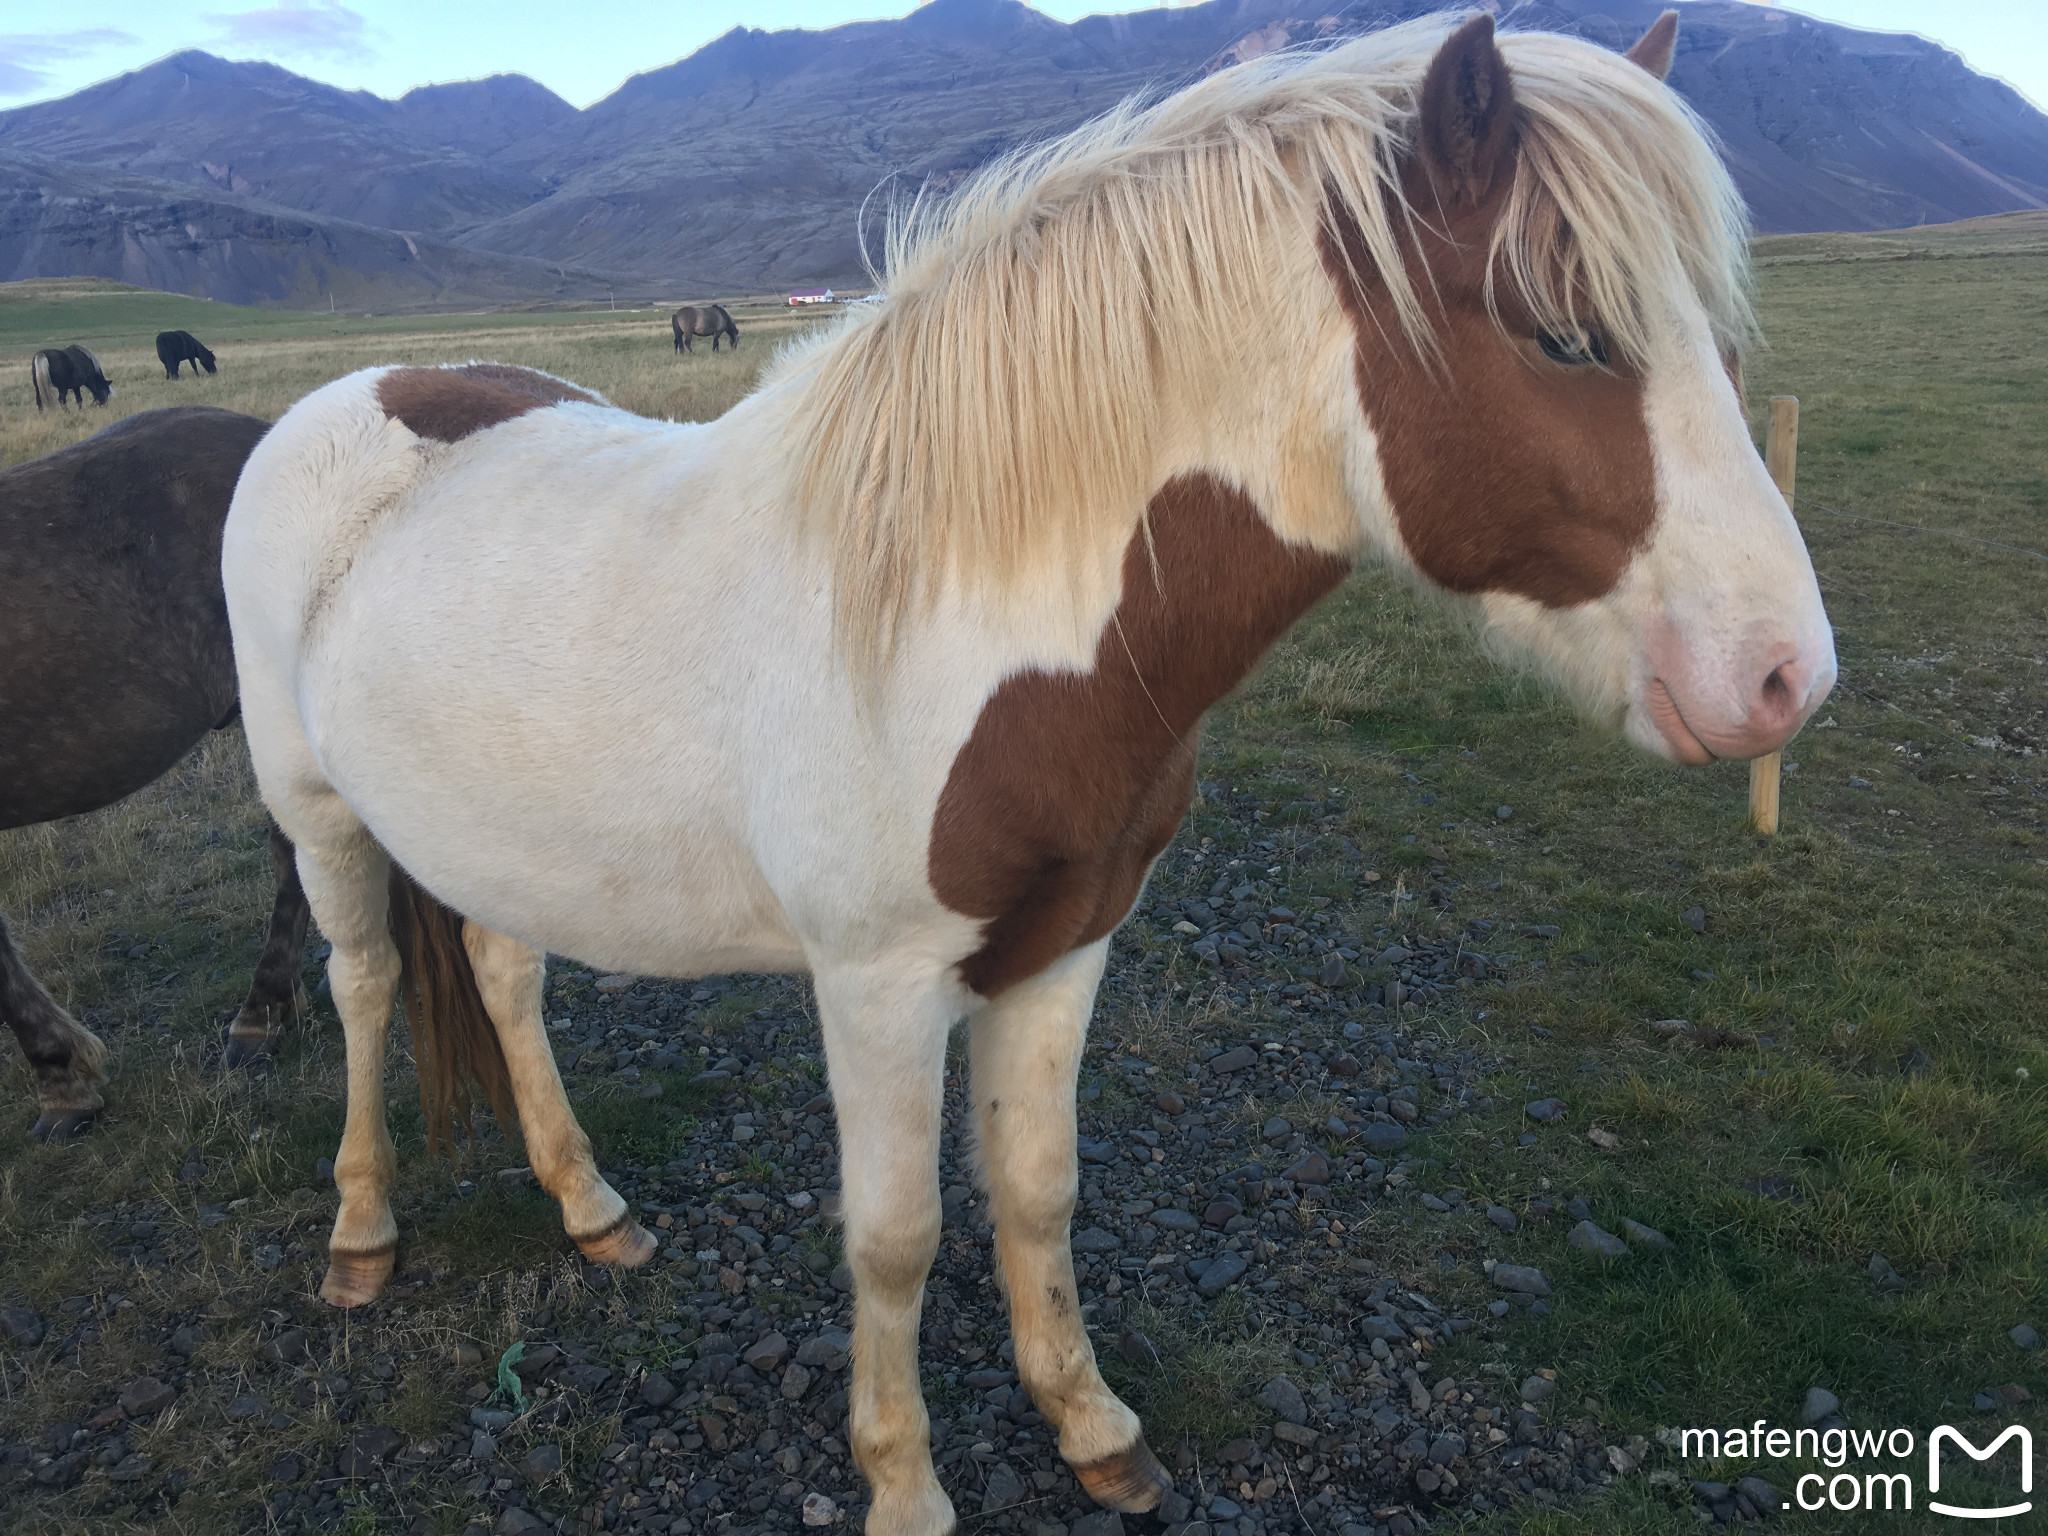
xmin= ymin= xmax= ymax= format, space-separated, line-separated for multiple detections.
xmin=2 ymin=2 xmax=2041 ymax=112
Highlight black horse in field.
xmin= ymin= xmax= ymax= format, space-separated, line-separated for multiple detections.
xmin=1 ymin=407 xmax=314 ymax=1139
xmin=672 ymin=304 xmax=739 ymax=353
xmin=157 ymin=330 xmax=218 ymax=379
xmin=30 ymin=345 xmax=113 ymax=409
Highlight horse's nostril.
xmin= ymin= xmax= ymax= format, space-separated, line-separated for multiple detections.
xmin=1762 ymin=665 xmax=1791 ymax=704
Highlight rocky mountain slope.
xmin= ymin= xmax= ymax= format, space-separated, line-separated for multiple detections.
xmin=2 ymin=0 xmax=2042 ymax=304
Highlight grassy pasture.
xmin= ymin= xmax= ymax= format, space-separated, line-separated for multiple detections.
xmin=1 ymin=216 xmax=2044 ymax=1533
xmin=0 ymin=278 xmax=819 ymax=471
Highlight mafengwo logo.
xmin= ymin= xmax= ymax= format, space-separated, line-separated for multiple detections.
xmin=1928 ymin=1425 xmax=2033 ymax=1520
xmin=1672 ymin=1421 xmax=2034 ymax=1517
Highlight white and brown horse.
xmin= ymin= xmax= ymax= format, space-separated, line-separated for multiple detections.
xmin=223 ymin=13 xmax=1832 ymax=1533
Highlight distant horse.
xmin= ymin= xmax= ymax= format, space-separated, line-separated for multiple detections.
xmin=30 ymin=345 xmax=112 ymax=409
xmin=225 ymin=15 xmax=1833 ymax=1534
xmin=157 ymin=330 xmax=218 ymax=379
xmin=671 ymin=303 xmax=739 ymax=353
xmin=2 ymin=408 xmax=313 ymax=1140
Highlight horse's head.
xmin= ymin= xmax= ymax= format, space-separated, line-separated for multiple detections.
xmin=1328 ymin=13 xmax=1833 ymax=763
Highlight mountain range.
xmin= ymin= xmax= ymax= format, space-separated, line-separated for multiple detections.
xmin=2 ymin=0 xmax=2044 ymax=308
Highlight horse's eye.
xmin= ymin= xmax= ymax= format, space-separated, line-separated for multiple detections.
xmin=1537 ymin=328 xmax=1611 ymax=367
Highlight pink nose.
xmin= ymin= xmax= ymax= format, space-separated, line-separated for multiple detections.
xmin=1716 ymin=648 xmax=1830 ymax=758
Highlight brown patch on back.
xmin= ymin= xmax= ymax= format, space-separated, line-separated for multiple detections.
xmin=376 ymin=363 xmax=599 ymax=443
xmin=929 ymin=475 xmax=1349 ymax=998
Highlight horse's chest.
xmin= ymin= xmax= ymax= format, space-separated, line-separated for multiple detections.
xmin=927 ymin=474 xmax=1349 ymax=998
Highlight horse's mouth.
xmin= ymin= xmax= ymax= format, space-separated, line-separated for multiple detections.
xmin=1643 ymin=677 xmax=1717 ymax=765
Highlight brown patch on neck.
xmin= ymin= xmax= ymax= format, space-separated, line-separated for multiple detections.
xmin=1320 ymin=185 xmax=1656 ymax=607
xmin=376 ymin=364 xmax=599 ymax=443
xmin=929 ymin=475 xmax=1349 ymax=999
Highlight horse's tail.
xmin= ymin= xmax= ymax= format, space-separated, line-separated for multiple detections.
xmin=31 ymin=352 xmax=50 ymax=411
xmin=386 ymin=866 xmax=516 ymax=1158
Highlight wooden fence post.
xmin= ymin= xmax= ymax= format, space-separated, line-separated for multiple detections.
xmin=1749 ymin=396 xmax=1799 ymax=835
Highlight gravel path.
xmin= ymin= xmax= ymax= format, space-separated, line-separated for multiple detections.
xmin=1 ymin=790 xmax=1660 ymax=1533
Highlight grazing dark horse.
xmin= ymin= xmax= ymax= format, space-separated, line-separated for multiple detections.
xmin=30 ymin=345 xmax=112 ymax=409
xmin=671 ymin=304 xmax=739 ymax=353
xmin=157 ymin=330 xmax=218 ymax=379
xmin=1 ymin=407 xmax=314 ymax=1139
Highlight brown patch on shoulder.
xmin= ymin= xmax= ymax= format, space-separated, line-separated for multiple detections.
xmin=929 ymin=475 xmax=1349 ymax=999
xmin=376 ymin=363 xmax=599 ymax=443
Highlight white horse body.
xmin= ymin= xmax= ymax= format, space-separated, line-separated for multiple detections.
xmin=223 ymin=15 xmax=1837 ymax=1534
xmin=233 ymin=371 xmax=981 ymax=980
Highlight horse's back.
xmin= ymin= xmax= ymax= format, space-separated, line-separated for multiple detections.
xmin=224 ymin=365 xmax=857 ymax=971
xmin=0 ymin=407 xmax=269 ymax=826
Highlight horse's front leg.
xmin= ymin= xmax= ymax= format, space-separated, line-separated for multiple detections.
xmin=461 ymin=924 xmax=656 ymax=1268
xmin=970 ymin=940 xmax=1171 ymax=1512
xmin=817 ymin=961 xmax=959 ymax=1536
xmin=0 ymin=909 xmax=108 ymax=1140
xmin=225 ymin=817 xmax=312 ymax=1067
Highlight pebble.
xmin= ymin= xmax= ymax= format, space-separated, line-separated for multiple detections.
xmin=1206 ymin=1045 xmax=1259 ymax=1074
xmin=118 ymin=1377 xmax=177 ymax=1418
xmin=0 ymin=1305 xmax=44 ymax=1345
xmin=1520 ymin=1375 xmax=1556 ymax=1404
xmin=1485 ymin=1205 xmax=1517 ymax=1233
xmin=338 ymin=1426 xmax=404 ymax=1477
xmin=1681 ymin=906 xmax=1707 ymax=933
xmin=801 ymin=1492 xmax=838 ymax=1526
xmin=1195 ymin=1251 xmax=1248 ymax=1296
xmin=2013 ymin=1324 xmax=2042 ymax=1350
xmin=1258 ymin=1375 xmax=1307 ymax=1423
xmin=1801 ymin=1387 xmax=1840 ymax=1425
xmin=1568 ymin=1221 xmax=1629 ymax=1262
xmin=1490 ymin=1263 xmax=1553 ymax=1296
xmin=1621 ymin=1219 xmax=1671 ymax=1251
xmin=1524 ymin=1098 xmax=1567 ymax=1124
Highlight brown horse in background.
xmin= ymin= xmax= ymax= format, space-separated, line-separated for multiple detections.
xmin=1 ymin=407 xmax=315 ymax=1139
xmin=671 ymin=304 xmax=739 ymax=353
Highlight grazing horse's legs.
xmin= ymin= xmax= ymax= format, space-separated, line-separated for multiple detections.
xmin=0 ymin=910 xmax=108 ymax=1140
xmin=970 ymin=941 xmax=1170 ymax=1511
xmin=460 ymin=923 xmax=655 ymax=1266
xmin=817 ymin=961 xmax=959 ymax=1536
xmin=292 ymin=828 xmax=404 ymax=1306
xmin=224 ymin=818 xmax=312 ymax=1067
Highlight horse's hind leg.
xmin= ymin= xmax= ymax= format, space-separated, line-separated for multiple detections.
xmin=460 ymin=924 xmax=655 ymax=1267
xmin=292 ymin=829 xmax=403 ymax=1306
xmin=0 ymin=910 xmax=108 ymax=1140
xmin=971 ymin=940 xmax=1170 ymax=1513
xmin=225 ymin=817 xmax=311 ymax=1068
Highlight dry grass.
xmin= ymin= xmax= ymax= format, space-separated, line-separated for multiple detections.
xmin=1 ymin=293 xmax=829 ymax=471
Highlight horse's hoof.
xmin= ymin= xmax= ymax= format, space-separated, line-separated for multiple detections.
xmin=320 ymin=1246 xmax=395 ymax=1307
xmin=29 ymin=1109 xmax=97 ymax=1142
xmin=1072 ymin=1436 xmax=1172 ymax=1512
xmin=575 ymin=1217 xmax=658 ymax=1269
xmin=223 ymin=1033 xmax=273 ymax=1070
xmin=864 ymin=1478 xmax=956 ymax=1536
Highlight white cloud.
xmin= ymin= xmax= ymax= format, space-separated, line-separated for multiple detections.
xmin=205 ymin=0 xmax=372 ymax=62
xmin=0 ymin=28 xmax=138 ymax=98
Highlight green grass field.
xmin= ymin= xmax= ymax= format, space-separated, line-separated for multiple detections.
xmin=1 ymin=216 xmax=2043 ymax=1533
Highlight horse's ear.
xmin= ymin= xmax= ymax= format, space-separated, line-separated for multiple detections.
xmin=1417 ymin=13 xmax=1519 ymax=207
xmin=1625 ymin=10 xmax=1679 ymax=82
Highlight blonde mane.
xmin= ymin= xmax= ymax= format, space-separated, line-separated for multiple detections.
xmin=780 ymin=13 xmax=1754 ymax=666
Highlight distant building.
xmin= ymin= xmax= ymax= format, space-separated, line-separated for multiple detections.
xmin=788 ymin=288 xmax=836 ymax=306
